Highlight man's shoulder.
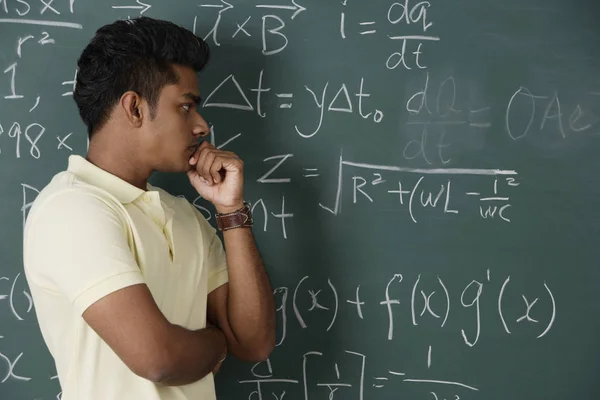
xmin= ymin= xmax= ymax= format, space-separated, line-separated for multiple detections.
xmin=28 ymin=170 xmax=123 ymax=225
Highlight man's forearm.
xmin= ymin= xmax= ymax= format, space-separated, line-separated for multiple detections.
xmin=152 ymin=324 xmax=226 ymax=386
xmin=221 ymin=226 xmax=276 ymax=357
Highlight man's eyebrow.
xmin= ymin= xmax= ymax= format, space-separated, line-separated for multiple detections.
xmin=181 ymin=92 xmax=202 ymax=104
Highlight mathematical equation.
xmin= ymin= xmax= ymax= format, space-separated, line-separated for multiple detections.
xmin=197 ymin=0 xmax=439 ymax=70
xmin=319 ymin=152 xmax=520 ymax=223
xmin=0 ymin=267 xmax=557 ymax=342
xmin=12 ymin=162 xmax=526 ymax=248
xmin=238 ymin=265 xmax=556 ymax=400
xmin=0 ymin=269 xmax=556 ymax=399
xmin=19 ymin=170 xmax=520 ymax=251
xmin=2 ymin=0 xmax=596 ymax=156
xmin=239 ymin=348 xmax=476 ymax=400
xmin=273 ymin=272 xmax=555 ymax=348
xmin=3 ymin=60 xmax=600 ymax=168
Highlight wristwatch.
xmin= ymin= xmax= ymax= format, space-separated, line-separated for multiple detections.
xmin=215 ymin=202 xmax=253 ymax=231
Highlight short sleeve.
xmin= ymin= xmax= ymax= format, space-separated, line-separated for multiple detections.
xmin=24 ymin=190 xmax=145 ymax=315
xmin=191 ymin=206 xmax=229 ymax=293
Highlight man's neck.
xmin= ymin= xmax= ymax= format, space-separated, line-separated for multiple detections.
xmin=86 ymin=131 xmax=151 ymax=191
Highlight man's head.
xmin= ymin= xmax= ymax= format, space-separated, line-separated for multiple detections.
xmin=74 ymin=16 xmax=211 ymax=172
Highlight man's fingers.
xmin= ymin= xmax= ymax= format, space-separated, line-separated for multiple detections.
xmin=191 ymin=146 xmax=204 ymax=166
xmin=194 ymin=147 xmax=212 ymax=176
xmin=221 ymin=150 xmax=238 ymax=158
xmin=206 ymin=154 xmax=238 ymax=185
xmin=200 ymin=151 xmax=217 ymax=184
xmin=192 ymin=146 xmax=243 ymax=186
xmin=209 ymin=158 xmax=221 ymax=184
xmin=190 ymin=141 xmax=215 ymax=163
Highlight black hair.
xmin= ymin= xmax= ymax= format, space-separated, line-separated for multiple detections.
xmin=73 ymin=16 xmax=210 ymax=136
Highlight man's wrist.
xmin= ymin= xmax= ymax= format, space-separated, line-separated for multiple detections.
xmin=215 ymin=202 xmax=245 ymax=214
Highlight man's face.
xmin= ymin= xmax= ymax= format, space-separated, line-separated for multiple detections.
xmin=143 ymin=64 xmax=209 ymax=173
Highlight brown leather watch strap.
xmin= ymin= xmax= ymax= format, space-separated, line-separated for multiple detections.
xmin=215 ymin=203 xmax=253 ymax=231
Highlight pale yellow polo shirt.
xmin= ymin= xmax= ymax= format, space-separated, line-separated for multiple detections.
xmin=23 ymin=155 xmax=229 ymax=400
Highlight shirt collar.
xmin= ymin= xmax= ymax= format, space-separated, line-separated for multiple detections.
xmin=67 ymin=155 xmax=147 ymax=204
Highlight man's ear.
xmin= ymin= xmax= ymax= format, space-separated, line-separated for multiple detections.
xmin=120 ymin=91 xmax=145 ymax=128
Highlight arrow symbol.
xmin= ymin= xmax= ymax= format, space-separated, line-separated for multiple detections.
xmin=256 ymin=0 xmax=306 ymax=20
xmin=200 ymin=0 xmax=233 ymax=14
xmin=112 ymin=0 xmax=151 ymax=14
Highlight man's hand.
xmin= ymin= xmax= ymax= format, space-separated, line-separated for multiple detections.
xmin=188 ymin=141 xmax=245 ymax=213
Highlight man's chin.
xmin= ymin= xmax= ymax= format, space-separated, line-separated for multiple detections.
xmin=177 ymin=162 xmax=193 ymax=174
xmin=155 ymin=160 xmax=191 ymax=174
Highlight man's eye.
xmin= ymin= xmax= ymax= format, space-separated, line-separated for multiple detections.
xmin=182 ymin=104 xmax=192 ymax=112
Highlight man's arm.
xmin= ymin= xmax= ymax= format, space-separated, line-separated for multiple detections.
xmin=24 ymin=190 xmax=226 ymax=386
xmin=188 ymin=141 xmax=276 ymax=362
xmin=83 ymin=283 xmax=227 ymax=385
xmin=206 ymin=226 xmax=276 ymax=362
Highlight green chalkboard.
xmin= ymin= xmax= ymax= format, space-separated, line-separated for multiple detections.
xmin=1 ymin=0 xmax=600 ymax=399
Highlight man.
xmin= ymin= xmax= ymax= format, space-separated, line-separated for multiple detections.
xmin=23 ymin=16 xmax=276 ymax=400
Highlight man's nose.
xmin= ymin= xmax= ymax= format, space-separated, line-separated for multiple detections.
xmin=192 ymin=112 xmax=210 ymax=137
